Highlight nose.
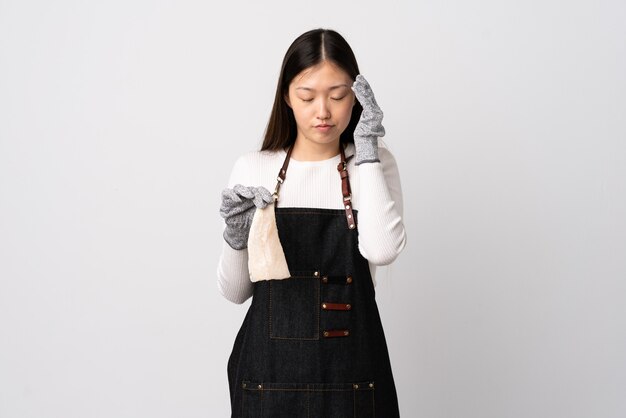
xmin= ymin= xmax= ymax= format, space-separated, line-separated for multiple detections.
xmin=316 ymin=100 xmax=331 ymax=121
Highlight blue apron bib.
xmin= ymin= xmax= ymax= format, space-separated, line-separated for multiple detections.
xmin=227 ymin=144 xmax=400 ymax=417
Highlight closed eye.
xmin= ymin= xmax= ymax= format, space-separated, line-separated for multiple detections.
xmin=331 ymin=96 xmax=347 ymax=101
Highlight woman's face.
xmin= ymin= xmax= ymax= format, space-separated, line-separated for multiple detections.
xmin=285 ymin=60 xmax=356 ymax=148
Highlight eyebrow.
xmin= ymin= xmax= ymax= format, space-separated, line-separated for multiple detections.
xmin=295 ymin=84 xmax=350 ymax=91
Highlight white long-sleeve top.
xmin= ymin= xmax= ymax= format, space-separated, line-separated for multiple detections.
xmin=217 ymin=142 xmax=407 ymax=304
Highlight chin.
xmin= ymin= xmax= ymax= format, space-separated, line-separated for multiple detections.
xmin=306 ymin=134 xmax=339 ymax=144
xmin=315 ymin=138 xmax=340 ymax=146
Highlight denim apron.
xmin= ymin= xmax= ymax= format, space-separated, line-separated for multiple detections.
xmin=227 ymin=144 xmax=400 ymax=417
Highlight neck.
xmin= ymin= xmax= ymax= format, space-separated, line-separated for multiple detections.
xmin=290 ymin=138 xmax=341 ymax=161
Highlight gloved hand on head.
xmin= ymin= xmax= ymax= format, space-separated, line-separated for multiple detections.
xmin=351 ymin=74 xmax=386 ymax=165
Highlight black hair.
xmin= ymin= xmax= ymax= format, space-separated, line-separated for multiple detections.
xmin=261 ymin=28 xmax=362 ymax=151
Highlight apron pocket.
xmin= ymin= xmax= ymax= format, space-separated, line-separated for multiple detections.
xmin=269 ymin=275 xmax=320 ymax=340
xmin=241 ymin=381 xmax=375 ymax=418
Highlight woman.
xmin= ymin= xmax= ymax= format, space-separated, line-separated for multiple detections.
xmin=218 ymin=28 xmax=407 ymax=417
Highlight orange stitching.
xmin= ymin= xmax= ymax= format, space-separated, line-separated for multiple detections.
xmin=269 ymin=275 xmax=321 ymax=341
xmin=315 ymin=278 xmax=320 ymax=338
xmin=275 ymin=210 xmax=358 ymax=216
xmin=241 ymin=381 xmax=372 ymax=392
xmin=306 ymin=384 xmax=310 ymax=418
xmin=268 ymin=282 xmax=273 ymax=338
xmin=372 ymin=382 xmax=376 ymax=417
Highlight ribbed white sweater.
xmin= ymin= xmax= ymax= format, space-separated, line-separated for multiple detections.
xmin=217 ymin=142 xmax=407 ymax=304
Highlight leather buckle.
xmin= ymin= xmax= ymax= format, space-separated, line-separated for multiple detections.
xmin=323 ymin=329 xmax=350 ymax=338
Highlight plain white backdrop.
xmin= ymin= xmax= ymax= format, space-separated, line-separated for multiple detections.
xmin=1 ymin=0 xmax=625 ymax=417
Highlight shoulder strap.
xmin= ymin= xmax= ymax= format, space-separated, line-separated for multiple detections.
xmin=337 ymin=145 xmax=356 ymax=230
xmin=273 ymin=143 xmax=356 ymax=230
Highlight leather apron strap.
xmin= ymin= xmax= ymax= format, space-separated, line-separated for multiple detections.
xmin=273 ymin=143 xmax=356 ymax=230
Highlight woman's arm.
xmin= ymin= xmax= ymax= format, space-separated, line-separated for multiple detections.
xmin=356 ymin=146 xmax=407 ymax=265
xmin=216 ymin=154 xmax=254 ymax=304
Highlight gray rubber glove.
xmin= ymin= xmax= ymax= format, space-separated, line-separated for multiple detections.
xmin=351 ymin=74 xmax=386 ymax=165
xmin=220 ymin=184 xmax=273 ymax=250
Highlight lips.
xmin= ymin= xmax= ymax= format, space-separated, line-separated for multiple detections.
xmin=315 ymin=124 xmax=333 ymax=132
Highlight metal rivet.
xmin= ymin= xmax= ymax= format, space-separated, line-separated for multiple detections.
xmin=346 ymin=276 xmax=353 ymax=284
xmin=345 ymin=204 xmax=350 ymax=209
xmin=347 ymin=214 xmax=352 ymax=218
xmin=344 ymin=330 xmax=349 ymax=336
xmin=322 ymin=276 xmax=328 ymax=283
xmin=314 ymin=271 xmax=319 ymax=277
xmin=258 ymin=384 xmax=262 ymax=389
xmin=353 ymin=384 xmax=359 ymax=389
xmin=346 ymin=304 xmax=351 ymax=310
xmin=322 ymin=303 xmax=327 ymax=309
xmin=369 ymin=383 xmax=374 ymax=388
xmin=242 ymin=383 xmax=247 ymax=388
xmin=349 ymin=224 xmax=355 ymax=229
xmin=323 ymin=331 xmax=329 ymax=337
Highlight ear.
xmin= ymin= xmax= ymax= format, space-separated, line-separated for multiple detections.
xmin=284 ymin=93 xmax=292 ymax=108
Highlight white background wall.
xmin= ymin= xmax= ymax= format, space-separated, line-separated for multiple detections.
xmin=1 ymin=0 xmax=625 ymax=417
